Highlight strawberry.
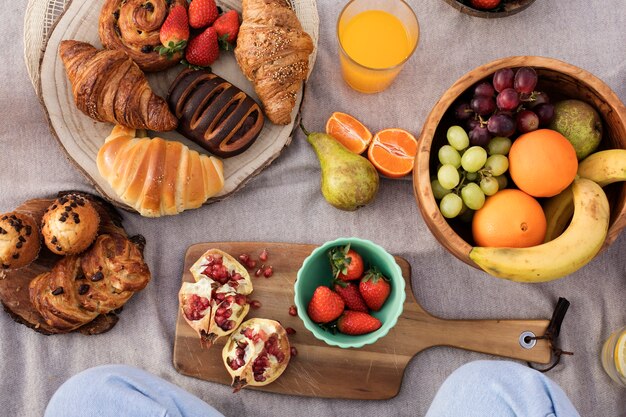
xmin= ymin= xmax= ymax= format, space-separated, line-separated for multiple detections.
xmin=470 ymin=0 xmax=501 ymax=10
xmin=337 ymin=311 xmax=382 ymax=335
xmin=329 ymin=244 xmax=364 ymax=281
xmin=333 ymin=282 xmax=368 ymax=313
xmin=213 ymin=10 xmax=240 ymax=48
xmin=154 ymin=5 xmax=189 ymax=59
xmin=184 ymin=27 xmax=219 ymax=68
xmin=359 ymin=267 xmax=390 ymax=311
xmin=188 ymin=0 xmax=219 ymax=29
xmin=307 ymin=286 xmax=345 ymax=323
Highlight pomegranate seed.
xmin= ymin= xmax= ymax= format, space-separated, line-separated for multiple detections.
xmin=263 ymin=266 xmax=273 ymax=278
xmin=286 ymin=327 xmax=296 ymax=335
xmin=246 ymin=259 xmax=257 ymax=269
xmin=290 ymin=347 xmax=298 ymax=357
xmin=288 ymin=305 xmax=297 ymax=316
xmin=254 ymin=267 xmax=264 ymax=277
xmin=250 ymin=299 xmax=262 ymax=309
xmin=259 ymin=249 xmax=268 ymax=262
xmin=239 ymin=253 xmax=250 ymax=263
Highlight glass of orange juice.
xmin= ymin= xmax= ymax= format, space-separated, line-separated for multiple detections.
xmin=601 ymin=326 xmax=626 ymax=387
xmin=337 ymin=0 xmax=419 ymax=93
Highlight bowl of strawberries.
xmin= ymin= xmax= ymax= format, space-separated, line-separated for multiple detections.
xmin=294 ymin=238 xmax=405 ymax=348
xmin=443 ymin=0 xmax=536 ymax=18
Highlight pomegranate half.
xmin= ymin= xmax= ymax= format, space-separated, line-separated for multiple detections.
xmin=222 ymin=318 xmax=291 ymax=392
xmin=180 ymin=249 xmax=253 ymax=348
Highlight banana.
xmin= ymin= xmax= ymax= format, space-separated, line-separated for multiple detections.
xmin=470 ymin=178 xmax=609 ymax=282
xmin=578 ymin=149 xmax=626 ymax=186
xmin=543 ymin=149 xmax=626 ymax=242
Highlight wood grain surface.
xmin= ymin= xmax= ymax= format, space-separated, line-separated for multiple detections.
xmin=174 ymin=242 xmax=552 ymax=400
xmin=413 ymin=56 xmax=626 ymax=268
xmin=38 ymin=0 xmax=319 ymax=213
xmin=0 ymin=191 xmax=134 ymax=335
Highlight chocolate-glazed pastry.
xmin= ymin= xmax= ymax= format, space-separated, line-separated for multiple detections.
xmin=167 ymin=69 xmax=265 ymax=158
xmin=0 ymin=212 xmax=40 ymax=269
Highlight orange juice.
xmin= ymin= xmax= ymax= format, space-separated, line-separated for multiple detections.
xmin=338 ymin=4 xmax=418 ymax=93
xmin=601 ymin=327 xmax=626 ymax=387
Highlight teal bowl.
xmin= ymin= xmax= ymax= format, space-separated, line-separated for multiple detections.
xmin=294 ymin=238 xmax=405 ymax=348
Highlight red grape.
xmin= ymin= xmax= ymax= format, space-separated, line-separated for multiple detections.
xmin=474 ymin=82 xmax=495 ymax=97
xmin=526 ymin=91 xmax=550 ymax=109
xmin=455 ymin=102 xmax=474 ymax=120
xmin=514 ymin=67 xmax=538 ymax=94
xmin=492 ymin=68 xmax=514 ymax=92
xmin=471 ymin=95 xmax=496 ymax=116
xmin=516 ymin=110 xmax=539 ymax=133
xmin=496 ymin=88 xmax=520 ymax=111
xmin=466 ymin=118 xmax=480 ymax=131
xmin=535 ymin=103 xmax=555 ymax=126
xmin=469 ymin=126 xmax=491 ymax=146
xmin=487 ymin=113 xmax=516 ymax=137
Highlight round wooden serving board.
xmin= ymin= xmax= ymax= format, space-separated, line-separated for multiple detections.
xmin=37 ymin=0 xmax=319 ymax=213
xmin=174 ymin=242 xmax=552 ymax=400
xmin=0 ymin=191 xmax=139 ymax=335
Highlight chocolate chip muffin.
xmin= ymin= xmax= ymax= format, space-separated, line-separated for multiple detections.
xmin=41 ymin=194 xmax=100 ymax=255
xmin=0 ymin=212 xmax=41 ymax=269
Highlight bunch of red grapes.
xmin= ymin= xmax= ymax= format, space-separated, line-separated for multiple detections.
xmin=454 ymin=67 xmax=556 ymax=146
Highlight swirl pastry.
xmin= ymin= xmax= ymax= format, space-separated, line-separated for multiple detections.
xmin=99 ymin=0 xmax=187 ymax=72
xmin=59 ymin=40 xmax=178 ymax=132
xmin=29 ymin=234 xmax=151 ymax=332
xmin=167 ymin=69 xmax=265 ymax=158
xmin=234 ymin=0 xmax=314 ymax=125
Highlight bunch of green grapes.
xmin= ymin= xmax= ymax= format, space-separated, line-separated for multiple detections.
xmin=432 ymin=126 xmax=511 ymax=219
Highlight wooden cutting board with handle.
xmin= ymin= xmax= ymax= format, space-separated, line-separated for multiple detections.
xmin=173 ymin=242 xmax=551 ymax=400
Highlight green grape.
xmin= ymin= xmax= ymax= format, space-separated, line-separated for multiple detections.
xmin=488 ymin=136 xmax=512 ymax=155
xmin=439 ymin=193 xmax=463 ymax=218
xmin=484 ymin=154 xmax=509 ymax=176
xmin=438 ymin=145 xmax=462 ymax=168
xmin=495 ymin=175 xmax=508 ymax=189
xmin=461 ymin=146 xmax=488 ymax=173
xmin=480 ymin=176 xmax=499 ymax=196
xmin=431 ymin=179 xmax=451 ymax=200
xmin=465 ymin=172 xmax=478 ymax=181
xmin=461 ymin=183 xmax=485 ymax=210
xmin=447 ymin=126 xmax=470 ymax=151
xmin=437 ymin=164 xmax=460 ymax=190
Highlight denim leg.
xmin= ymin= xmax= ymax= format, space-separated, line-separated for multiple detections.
xmin=44 ymin=364 xmax=225 ymax=417
xmin=425 ymin=360 xmax=580 ymax=417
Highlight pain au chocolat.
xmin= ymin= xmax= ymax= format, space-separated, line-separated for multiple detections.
xmin=167 ymin=69 xmax=264 ymax=158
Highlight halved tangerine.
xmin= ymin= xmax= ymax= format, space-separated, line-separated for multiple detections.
xmin=325 ymin=112 xmax=372 ymax=154
xmin=367 ymin=128 xmax=418 ymax=178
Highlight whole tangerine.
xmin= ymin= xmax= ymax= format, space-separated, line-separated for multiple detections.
xmin=508 ymin=129 xmax=578 ymax=198
xmin=472 ymin=189 xmax=547 ymax=248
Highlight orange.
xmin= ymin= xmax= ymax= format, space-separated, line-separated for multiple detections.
xmin=508 ymin=129 xmax=578 ymax=197
xmin=325 ymin=112 xmax=372 ymax=154
xmin=367 ymin=128 xmax=418 ymax=178
xmin=472 ymin=189 xmax=547 ymax=248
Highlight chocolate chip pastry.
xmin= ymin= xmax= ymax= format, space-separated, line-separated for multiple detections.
xmin=29 ymin=233 xmax=151 ymax=332
xmin=167 ymin=69 xmax=265 ymax=158
xmin=0 ymin=212 xmax=40 ymax=269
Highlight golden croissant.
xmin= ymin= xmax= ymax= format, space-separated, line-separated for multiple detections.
xmin=97 ymin=125 xmax=224 ymax=217
xmin=234 ymin=0 xmax=314 ymax=125
xmin=59 ymin=40 xmax=177 ymax=132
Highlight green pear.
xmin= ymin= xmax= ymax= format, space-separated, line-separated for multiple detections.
xmin=303 ymin=126 xmax=379 ymax=211
xmin=549 ymin=100 xmax=603 ymax=160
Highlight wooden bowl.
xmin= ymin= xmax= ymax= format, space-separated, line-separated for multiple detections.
xmin=413 ymin=56 xmax=626 ymax=268
xmin=442 ymin=0 xmax=535 ymax=18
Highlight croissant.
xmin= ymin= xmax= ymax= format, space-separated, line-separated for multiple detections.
xmin=97 ymin=125 xmax=224 ymax=217
xmin=59 ymin=40 xmax=177 ymax=132
xmin=234 ymin=0 xmax=314 ymax=125
xmin=99 ymin=0 xmax=187 ymax=72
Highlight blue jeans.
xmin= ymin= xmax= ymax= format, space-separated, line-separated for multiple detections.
xmin=45 ymin=361 xmax=580 ymax=417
